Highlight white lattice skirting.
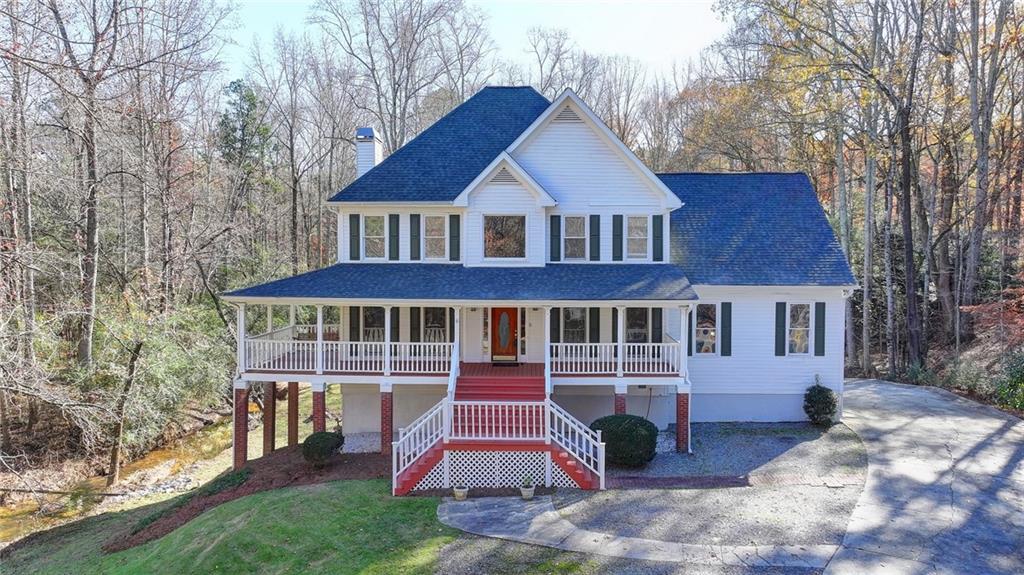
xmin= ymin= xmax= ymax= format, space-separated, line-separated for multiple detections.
xmin=413 ymin=450 xmax=579 ymax=491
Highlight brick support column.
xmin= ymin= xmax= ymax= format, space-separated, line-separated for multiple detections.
xmin=262 ymin=382 xmax=276 ymax=456
xmin=287 ymin=382 xmax=299 ymax=446
xmin=675 ymin=392 xmax=690 ymax=453
xmin=380 ymin=391 xmax=393 ymax=455
xmin=613 ymin=393 xmax=627 ymax=415
xmin=233 ymin=385 xmax=249 ymax=470
xmin=312 ymin=387 xmax=326 ymax=433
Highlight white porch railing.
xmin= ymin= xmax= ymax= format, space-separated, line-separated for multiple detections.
xmin=623 ymin=342 xmax=680 ymax=375
xmin=392 ymin=399 xmax=446 ymax=494
xmin=448 ymin=400 xmax=547 ymax=441
xmin=391 ymin=342 xmax=452 ymax=373
xmin=323 ymin=341 xmax=386 ymax=372
xmin=245 ymin=339 xmax=316 ymax=371
xmin=548 ymin=400 xmax=605 ymax=489
xmin=550 ymin=343 xmax=617 ymax=374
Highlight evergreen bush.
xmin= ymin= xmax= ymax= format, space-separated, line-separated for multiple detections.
xmin=590 ymin=414 xmax=658 ymax=468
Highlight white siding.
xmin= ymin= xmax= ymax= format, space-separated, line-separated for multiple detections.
xmin=336 ymin=207 xmax=463 ymax=263
xmin=463 ymin=182 xmax=546 ymax=266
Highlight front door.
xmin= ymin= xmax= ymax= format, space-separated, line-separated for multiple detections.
xmin=490 ymin=307 xmax=518 ymax=362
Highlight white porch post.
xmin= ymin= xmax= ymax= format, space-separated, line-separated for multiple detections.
xmin=316 ymin=305 xmax=324 ymax=375
xmin=616 ymin=305 xmax=625 ymax=377
xmin=289 ymin=304 xmax=296 ymax=327
xmin=236 ymin=303 xmax=246 ymax=375
xmin=543 ymin=306 xmax=552 ymax=394
xmin=266 ymin=304 xmax=273 ymax=334
xmin=453 ymin=305 xmax=461 ymax=349
xmin=679 ymin=305 xmax=689 ymax=379
xmin=384 ymin=305 xmax=393 ymax=376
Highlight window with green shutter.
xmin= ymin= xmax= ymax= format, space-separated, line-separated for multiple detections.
xmin=589 ymin=214 xmax=600 ymax=261
xmin=409 ymin=215 xmax=421 ymax=261
xmin=612 ymin=215 xmax=623 ymax=261
xmin=550 ymin=215 xmax=561 ymax=261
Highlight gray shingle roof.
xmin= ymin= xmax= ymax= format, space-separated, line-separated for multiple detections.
xmin=224 ymin=263 xmax=697 ymax=302
xmin=660 ymin=172 xmax=855 ymax=286
xmin=329 ymin=87 xmax=551 ymax=203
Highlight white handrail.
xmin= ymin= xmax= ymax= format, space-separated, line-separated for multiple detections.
xmin=392 ymin=398 xmax=446 ymax=495
xmin=446 ymin=341 xmax=460 ymax=400
xmin=623 ymin=342 xmax=679 ymax=374
xmin=449 ymin=400 xmax=547 ymax=441
xmin=547 ymin=399 xmax=605 ymax=488
xmin=550 ymin=343 xmax=617 ymax=374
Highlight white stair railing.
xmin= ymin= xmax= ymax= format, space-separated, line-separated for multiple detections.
xmin=392 ymin=398 xmax=446 ymax=495
xmin=547 ymin=400 xmax=606 ymax=489
xmin=449 ymin=400 xmax=547 ymax=441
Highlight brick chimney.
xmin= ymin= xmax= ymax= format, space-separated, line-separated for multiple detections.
xmin=355 ymin=127 xmax=383 ymax=178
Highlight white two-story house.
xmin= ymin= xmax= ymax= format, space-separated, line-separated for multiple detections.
xmin=223 ymin=87 xmax=855 ymax=495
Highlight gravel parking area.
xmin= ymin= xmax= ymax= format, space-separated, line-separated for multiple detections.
xmin=554 ymin=422 xmax=867 ymax=546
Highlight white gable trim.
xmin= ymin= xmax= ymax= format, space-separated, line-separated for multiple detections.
xmin=453 ymin=151 xmax=557 ymax=207
xmin=507 ymin=90 xmax=683 ymax=210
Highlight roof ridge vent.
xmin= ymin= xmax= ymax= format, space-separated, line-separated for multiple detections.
xmin=552 ymin=105 xmax=582 ymax=123
xmin=490 ymin=166 xmax=519 ymax=185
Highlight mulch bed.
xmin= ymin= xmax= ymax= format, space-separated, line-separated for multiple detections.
xmin=101 ymin=447 xmax=389 ymax=553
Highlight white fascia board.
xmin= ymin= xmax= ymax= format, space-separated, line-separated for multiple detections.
xmin=452 ymin=152 xmax=557 ymax=207
xmin=222 ymin=296 xmax=697 ymax=307
xmin=324 ymin=200 xmax=454 ymax=208
xmin=506 ymin=89 xmax=683 ymax=210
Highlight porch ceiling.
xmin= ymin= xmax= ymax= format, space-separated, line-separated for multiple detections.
xmin=224 ymin=263 xmax=698 ymax=304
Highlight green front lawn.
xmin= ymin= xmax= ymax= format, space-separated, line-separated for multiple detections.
xmin=3 ymin=479 xmax=456 ymax=575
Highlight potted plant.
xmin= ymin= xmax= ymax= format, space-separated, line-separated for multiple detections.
xmin=453 ymin=484 xmax=469 ymax=501
xmin=520 ymin=475 xmax=535 ymax=500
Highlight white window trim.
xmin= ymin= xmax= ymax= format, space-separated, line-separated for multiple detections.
xmin=692 ymin=302 xmax=720 ymax=356
xmin=561 ymin=306 xmax=588 ymax=343
xmin=361 ymin=214 xmax=387 ymax=261
xmin=562 ymin=215 xmax=588 ymax=261
xmin=422 ymin=214 xmax=448 ymax=261
xmin=786 ymin=302 xmax=813 ymax=356
xmin=625 ymin=215 xmax=650 ymax=261
xmin=482 ymin=213 xmax=529 ymax=261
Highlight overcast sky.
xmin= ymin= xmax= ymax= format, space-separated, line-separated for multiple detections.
xmin=222 ymin=0 xmax=730 ymax=80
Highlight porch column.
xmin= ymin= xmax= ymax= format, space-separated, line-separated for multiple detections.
xmin=676 ymin=390 xmax=690 ymax=453
xmin=236 ymin=304 xmax=246 ymax=375
xmin=289 ymin=304 xmax=296 ymax=327
xmin=380 ymin=382 xmax=393 ymax=455
xmin=287 ymin=381 xmax=299 ymax=446
xmin=679 ymin=305 xmax=689 ymax=379
xmin=266 ymin=304 xmax=273 ymax=334
xmin=315 ymin=305 xmax=324 ymax=375
xmin=543 ymin=306 xmax=551 ymax=382
xmin=232 ymin=379 xmax=250 ymax=470
xmin=262 ymin=382 xmax=277 ymax=455
xmin=312 ymin=382 xmax=326 ymax=434
xmin=384 ymin=306 xmax=392 ymax=376
xmin=616 ymin=306 xmax=625 ymax=377
xmin=613 ymin=382 xmax=627 ymax=415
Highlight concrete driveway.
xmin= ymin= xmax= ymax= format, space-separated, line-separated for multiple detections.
xmin=828 ymin=379 xmax=1024 ymax=574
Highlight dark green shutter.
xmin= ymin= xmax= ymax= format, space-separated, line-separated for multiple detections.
xmin=388 ymin=214 xmax=399 ymax=260
xmin=589 ymin=215 xmax=600 ymax=261
xmin=588 ymin=308 xmax=600 ymax=343
xmin=349 ymin=306 xmax=360 ymax=341
xmin=721 ymin=302 xmax=732 ymax=356
xmin=409 ymin=307 xmax=421 ymax=342
xmin=449 ymin=214 xmax=460 ymax=261
xmin=611 ymin=308 xmax=618 ymax=343
xmin=652 ymin=214 xmax=664 ymax=261
xmin=390 ymin=307 xmax=399 ymax=341
xmin=651 ymin=308 xmax=663 ymax=343
xmin=348 ymin=214 xmax=360 ymax=260
xmin=775 ymin=302 xmax=787 ymax=356
xmin=612 ymin=215 xmax=623 ymax=261
xmin=687 ymin=309 xmax=693 ymax=356
xmin=814 ymin=302 xmax=826 ymax=356
xmin=410 ymin=215 xmax=421 ymax=261
xmin=550 ymin=215 xmax=561 ymax=261
xmin=448 ymin=308 xmax=455 ymax=342
xmin=550 ymin=308 xmax=561 ymax=343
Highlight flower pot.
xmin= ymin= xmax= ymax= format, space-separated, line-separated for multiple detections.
xmin=453 ymin=486 xmax=469 ymax=501
xmin=520 ymin=486 xmax=535 ymax=500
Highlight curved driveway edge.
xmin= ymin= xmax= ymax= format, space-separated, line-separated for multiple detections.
xmin=826 ymin=379 xmax=1024 ymax=575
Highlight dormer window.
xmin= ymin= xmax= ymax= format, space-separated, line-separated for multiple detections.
xmin=424 ymin=215 xmax=446 ymax=259
xmin=627 ymin=216 xmax=648 ymax=259
xmin=563 ymin=216 xmax=587 ymax=260
xmin=363 ymin=215 xmax=385 ymax=259
xmin=484 ymin=215 xmax=526 ymax=259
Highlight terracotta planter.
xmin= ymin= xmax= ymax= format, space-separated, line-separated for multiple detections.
xmin=453 ymin=486 xmax=469 ymax=501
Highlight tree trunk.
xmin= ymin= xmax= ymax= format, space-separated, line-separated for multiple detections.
xmin=78 ymin=81 xmax=100 ymax=367
xmin=107 ymin=341 xmax=145 ymax=487
xmin=898 ymin=107 xmax=924 ymax=368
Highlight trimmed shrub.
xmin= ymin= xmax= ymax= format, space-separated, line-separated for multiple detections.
xmin=996 ymin=348 xmax=1024 ymax=412
xmin=590 ymin=414 xmax=658 ymax=468
xmin=302 ymin=431 xmax=344 ymax=468
xmin=803 ymin=383 xmax=837 ymax=426
xmin=941 ymin=361 xmax=993 ymax=399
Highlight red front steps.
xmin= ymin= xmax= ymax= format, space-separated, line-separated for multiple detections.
xmin=454 ymin=375 xmax=545 ymax=401
xmin=393 ymin=440 xmax=600 ymax=495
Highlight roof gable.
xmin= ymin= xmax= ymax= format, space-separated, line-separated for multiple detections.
xmin=660 ymin=172 xmax=855 ymax=286
xmin=328 ymin=87 xmax=550 ymax=203
xmin=453 ymin=152 xmax=556 ymax=207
